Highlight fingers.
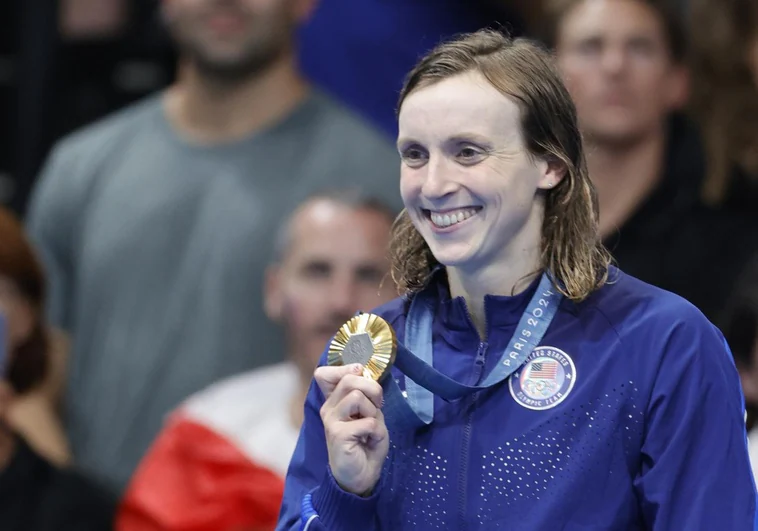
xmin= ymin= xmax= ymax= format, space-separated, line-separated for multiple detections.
xmin=325 ymin=414 xmax=388 ymax=454
xmin=314 ymin=364 xmax=363 ymax=398
xmin=315 ymin=363 xmax=384 ymax=409
xmin=324 ymin=373 xmax=383 ymax=412
xmin=334 ymin=388 xmax=378 ymax=421
xmin=348 ymin=416 xmax=388 ymax=446
xmin=320 ymin=376 xmax=383 ymax=425
xmin=322 ymin=395 xmax=385 ymax=448
xmin=317 ymin=362 xmax=388 ymax=452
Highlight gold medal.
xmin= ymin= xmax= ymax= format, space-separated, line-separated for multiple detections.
xmin=328 ymin=313 xmax=397 ymax=382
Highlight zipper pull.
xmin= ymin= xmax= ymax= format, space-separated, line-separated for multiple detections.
xmin=475 ymin=342 xmax=487 ymax=366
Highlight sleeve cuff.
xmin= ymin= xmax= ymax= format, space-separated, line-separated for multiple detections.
xmin=307 ymin=467 xmax=382 ymax=531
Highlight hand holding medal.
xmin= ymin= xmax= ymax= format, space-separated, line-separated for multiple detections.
xmin=314 ymin=313 xmax=397 ymax=496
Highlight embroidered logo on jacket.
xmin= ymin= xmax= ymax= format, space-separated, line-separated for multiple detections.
xmin=509 ymin=346 xmax=576 ymax=410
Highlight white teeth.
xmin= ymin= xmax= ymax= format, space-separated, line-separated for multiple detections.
xmin=429 ymin=208 xmax=479 ymax=228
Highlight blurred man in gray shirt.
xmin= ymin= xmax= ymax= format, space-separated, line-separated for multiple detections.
xmin=25 ymin=0 xmax=401 ymax=494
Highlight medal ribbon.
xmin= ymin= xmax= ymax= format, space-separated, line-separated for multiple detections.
xmin=383 ymin=272 xmax=562 ymax=431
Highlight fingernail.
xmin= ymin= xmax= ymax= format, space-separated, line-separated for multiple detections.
xmin=351 ymin=364 xmax=362 ymax=374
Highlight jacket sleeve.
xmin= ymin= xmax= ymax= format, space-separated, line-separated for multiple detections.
xmin=634 ymin=311 xmax=758 ymax=530
xmin=276 ymin=360 xmax=383 ymax=531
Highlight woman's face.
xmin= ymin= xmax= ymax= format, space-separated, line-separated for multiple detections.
xmin=397 ymin=71 xmax=563 ymax=275
xmin=0 ymin=276 xmax=34 ymax=353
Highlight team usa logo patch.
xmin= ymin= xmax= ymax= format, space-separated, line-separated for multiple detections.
xmin=509 ymin=346 xmax=576 ymax=410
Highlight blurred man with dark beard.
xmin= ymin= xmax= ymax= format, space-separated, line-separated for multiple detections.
xmin=117 ymin=190 xmax=397 ymax=531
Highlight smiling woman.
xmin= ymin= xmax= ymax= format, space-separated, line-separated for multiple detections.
xmin=276 ymin=29 xmax=758 ymax=531
xmin=395 ymin=71 xmax=565 ymax=334
xmin=391 ymin=36 xmax=608 ymax=320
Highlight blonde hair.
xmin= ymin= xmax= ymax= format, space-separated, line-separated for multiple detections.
xmin=389 ymin=30 xmax=611 ymax=301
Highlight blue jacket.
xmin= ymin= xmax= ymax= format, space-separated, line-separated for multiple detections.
xmin=277 ymin=268 xmax=758 ymax=530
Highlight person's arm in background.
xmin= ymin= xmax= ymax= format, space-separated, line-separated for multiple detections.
xmin=635 ymin=309 xmax=758 ymax=530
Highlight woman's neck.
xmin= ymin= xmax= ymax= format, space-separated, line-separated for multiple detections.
xmin=446 ymin=246 xmax=541 ymax=339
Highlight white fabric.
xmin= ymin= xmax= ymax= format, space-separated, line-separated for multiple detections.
xmin=181 ymin=362 xmax=302 ymax=477
xmin=748 ymin=426 xmax=758 ymax=485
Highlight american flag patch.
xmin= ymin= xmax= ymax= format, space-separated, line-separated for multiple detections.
xmin=528 ymin=360 xmax=558 ymax=379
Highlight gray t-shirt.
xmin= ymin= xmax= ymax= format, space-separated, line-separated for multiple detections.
xmin=25 ymin=90 xmax=402 ymax=493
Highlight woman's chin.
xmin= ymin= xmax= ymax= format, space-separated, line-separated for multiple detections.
xmin=427 ymin=245 xmax=478 ymax=270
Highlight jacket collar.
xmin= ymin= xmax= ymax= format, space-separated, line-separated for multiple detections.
xmin=419 ymin=268 xmax=542 ymax=351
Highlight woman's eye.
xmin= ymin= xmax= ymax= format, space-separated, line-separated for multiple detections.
xmin=457 ymin=145 xmax=486 ymax=164
xmin=401 ymin=146 xmax=428 ymax=166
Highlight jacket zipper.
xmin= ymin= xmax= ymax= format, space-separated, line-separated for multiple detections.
xmin=458 ymin=341 xmax=487 ymax=530
xmin=458 ymin=291 xmax=489 ymax=531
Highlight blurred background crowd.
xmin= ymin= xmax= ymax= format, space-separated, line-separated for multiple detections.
xmin=0 ymin=0 xmax=756 ymax=529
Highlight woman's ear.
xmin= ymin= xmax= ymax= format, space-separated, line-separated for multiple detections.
xmin=537 ymin=155 xmax=568 ymax=191
xmin=264 ymin=265 xmax=284 ymax=323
